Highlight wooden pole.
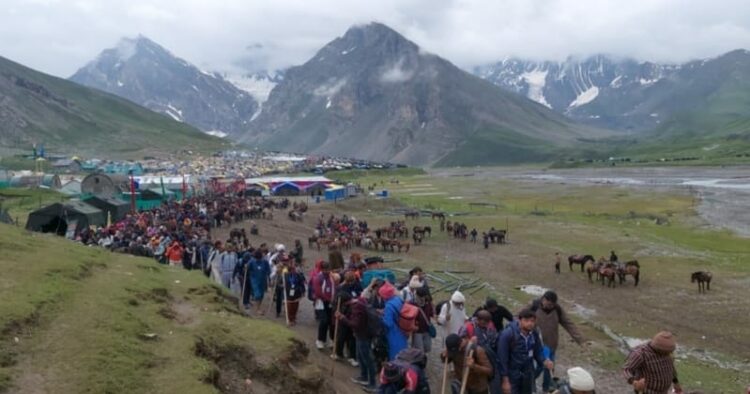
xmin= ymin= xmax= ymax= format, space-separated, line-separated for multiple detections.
xmin=239 ymin=263 xmax=249 ymax=310
xmin=282 ymin=267 xmax=290 ymax=326
xmin=330 ymin=302 xmax=342 ymax=376
xmin=459 ymin=350 xmax=474 ymax=394
xmin=440 ymin=355 xmax=450 ymax=394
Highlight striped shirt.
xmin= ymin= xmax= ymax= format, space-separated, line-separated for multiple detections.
xmin=623 ymin=344 xmax=678 ymax=394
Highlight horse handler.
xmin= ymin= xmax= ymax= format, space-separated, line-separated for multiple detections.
xmin=623 ymin=331 xmax=683 ymax=394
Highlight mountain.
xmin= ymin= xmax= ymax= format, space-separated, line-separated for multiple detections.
xmin=475 ymin=50 xmax=750 ymax=136
xmin=241 ymin=23 xmax=608 ymax=166
xmin=0 ymin=55 xmax=226 ymax=157
xmin=70 ymin=36 xmax=258 ymax=137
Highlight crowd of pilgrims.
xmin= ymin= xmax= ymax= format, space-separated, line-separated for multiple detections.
xmin=72 ymin=195 xmax=685 ymax=394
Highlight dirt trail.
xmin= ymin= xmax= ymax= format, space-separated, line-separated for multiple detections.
xmin=215 ymin=199 xmax=640 ymax=393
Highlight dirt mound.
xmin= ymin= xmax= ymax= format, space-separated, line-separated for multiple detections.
xmin=195 ymin=336 xmax=327 ymax=394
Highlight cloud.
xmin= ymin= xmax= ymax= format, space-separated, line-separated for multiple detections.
xmin=313 ymin=78 xmax=347 ymax=97
xmin=1 ymin=0 xmax=750 ymax=78
xmin=380 ymin=58 xmax=414 ymax=83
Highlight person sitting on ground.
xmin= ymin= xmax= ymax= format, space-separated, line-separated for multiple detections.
xmin=527 ymin=290 xmax=585 ymax=393
xmin=497 ymin=308 xmax=553 ymax=394
xmin=438 ymin=291 xmax=469 ymax=337
xmin=441 ymin=333 xmax=494 ymax=394
xmin=552 ymin=367 xmax=595 ymax=394
xmin=474 ymin=298 xmax=514 ymax=332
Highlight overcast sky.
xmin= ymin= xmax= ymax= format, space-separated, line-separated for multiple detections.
xmin=2 ymin=0 xmax=750 ymax=78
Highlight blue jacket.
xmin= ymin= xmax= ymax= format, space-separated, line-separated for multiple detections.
xmin=496 ymin=321 xmax=545 ymax=380
xmin=382 ymin=296 xmax=408 ymax=360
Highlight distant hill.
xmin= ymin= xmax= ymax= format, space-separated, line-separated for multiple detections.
xmin=0 ymin=55 xmax=226 ymax=157
xmin=240 ymin=23 xmax=609 ymax=166
xmin=70 ymin=36 xmax=259 ymax=138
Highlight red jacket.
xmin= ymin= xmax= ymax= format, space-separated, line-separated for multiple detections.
xmin=312 ymin=272 xmax=334 ymax=302
xmin=339 ymin=298 xmax=370 ymax=339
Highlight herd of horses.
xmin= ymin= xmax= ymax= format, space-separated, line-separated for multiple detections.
xmin=569 ymin=254 xmax=713 ymax=292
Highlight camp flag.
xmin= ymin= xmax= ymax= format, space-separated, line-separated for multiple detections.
xmin=160 ymin=176 xmax=166 ymax=200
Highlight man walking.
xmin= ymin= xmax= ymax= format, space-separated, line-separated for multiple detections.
xmin=528 ymin=291 xmax=585 ymax=393
xmin=474 ymin=298 xmax=514 ymax=332
xmin=623 ymin=331 xmax=683 ymax=394
xmin=441 ymin=333 xmax=494 ymax=394
xmin=497 ymin=309 xmax=553 ymax=394
xmin=438 ymin=291 xmax=469 ymax=337
xmin=312 ymin=261 xmax=336 ymax=350
xmin=335 ymin=293 xmax=377 ymax=392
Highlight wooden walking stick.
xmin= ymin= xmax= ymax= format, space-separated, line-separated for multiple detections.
xmin=440 ymin=354 xmax=450 ymax=394
xmin=459 ymin=350 xmax=474 ymax=394
xmin=265 ymin=273 xmax=278 ymax=315
xmin=330 ymin=302 xmax=342 ymax=376
xmin=239 ymin=263 xmax=249 ymax=309
xmin=281 ymin=267 xmax=290 ymax=326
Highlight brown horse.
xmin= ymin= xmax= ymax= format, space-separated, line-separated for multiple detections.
xmin=432 ymin=212 xmax=445 ymax=221
xmin=404 ymin=211 xmax=420 ymax=220
xmin=599 ymin=263 xmax=618 ymax=288
xmin=617 ymin=260 xmax=641 ymax=286
xmin=691 ymin=271 xmax=712 ymax=293
xmin=568 ymin=254 xmax=595 ymax=272
xmin=585 ymin=260 xmax=603 ymax=282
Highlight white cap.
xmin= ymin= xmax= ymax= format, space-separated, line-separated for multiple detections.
xmin=451 ymin=291 xmax=465 ymax=303
xmin=275 ymin=243 xmax=286 ymax=252
xmin=408 ymin=275 xmax=424 ymax=289
xmin=567 ymin=367 xmax=595 ymax=391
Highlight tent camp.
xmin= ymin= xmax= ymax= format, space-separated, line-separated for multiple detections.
xmin=81 ymin=173 xmax=130 ymax=198
xmin=26 ymin=201 xmax=105 ymax=237
xmin=272 ymin=182 xmax=301 ymax=196
xmin=302 ymin=182 xmax=327 ymax=196
xmin=83 ymin=196 xmax=130 ymax=222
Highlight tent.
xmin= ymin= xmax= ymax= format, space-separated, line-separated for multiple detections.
xmin=272 ymin=182 xmax=301 ymax=196
xmin=26 ymin=201 xmax=105 ymax=237
xmin=324 ymin=186 xmax=347 ymax=201
xmin=83 ymin=196 xmax=130 ymax=222
xmin=81 ymin=173 xmax=130 ymax=198
xmin=302 ymin=182 xmax=327 ymax=196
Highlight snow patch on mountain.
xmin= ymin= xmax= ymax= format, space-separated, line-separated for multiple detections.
xmin=520 ymin=69 xmax=551 ymax=108
xmin=114 ymin=38 xmax=137 ymax=62
xmin=226 ymin=74 xmax=278 ymax=104
xmin=314 ymin=78 xmax=347 ymax=97
xmin=610 ymin=75 xmax=623 ymax=88
xmin=205 ymin=130 xmax=228 ymax=138
xmin=569 ymin=86 xmax=599 ymax=108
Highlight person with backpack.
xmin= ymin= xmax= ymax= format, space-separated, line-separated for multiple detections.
xmin=378 ymin=348 xmax=431 ymax=394
xmin=335 ymin=292 xmax=377 ymax=392
xmin=411 ymin=287 xmax=435 ymax=355
xmin=497 ymin=308 xmax=553 ymax=394
xmin=380 ymin=281 xmax=408 ymax=360
xmin=474 ymin=298 xmax=514 ymax=332
xmin=527 ymin=291 xmax=585 ymax=393
xmin=283 ymin=261 xmax=305 ymax=326
xmin=437 ymin=291 xmax=469 ymax=338
xmin=460 ymin=311 xmax=500 ymax=393
xmin=441 ymin=333 xmax=494 ymax=394
xmin=313 ymin=261 xmax=336 ymax=350
xmin=333 ymin=271 xmax=362 ymax=366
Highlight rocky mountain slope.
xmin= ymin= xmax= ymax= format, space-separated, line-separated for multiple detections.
xmin=0 ymin=55 xmax=225 ymax=157
xmin=70 ymin=36 xmax=258 ymax=137
xmin=241 ymin=23 xmax=608 ymax=166
xmin=476 ymin=50 xmax=750 ymax=135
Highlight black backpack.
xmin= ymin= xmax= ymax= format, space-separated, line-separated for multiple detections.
xmin=365 ymin=303 xmax=386 ymax=339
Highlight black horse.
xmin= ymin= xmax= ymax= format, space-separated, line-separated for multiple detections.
xmin=568 ymin=254 xmax=595 ymax=272
xmin=691 ymin=271 xmax=712 ymax=293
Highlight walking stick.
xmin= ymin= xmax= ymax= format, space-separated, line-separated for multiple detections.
xmin=281 ymin=267 xmax=290 ymax=326
xmin=265 ymin=274 xmax=278 ymax=315
xmin=459 ymin=350 xmax=474 ymax=394
xmin=239 ymin=263 xmax=249 ymax=309
xmin=440 ymin=354 xmax=450 ymax=394
xmin=330 ymin=302 xmax=342 ymax=376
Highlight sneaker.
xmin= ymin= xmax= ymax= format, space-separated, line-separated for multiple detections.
xmin=315 ymin=340 xmax=325 ymax=350
xmin=350 ymin=377 xmax=368 ymax=386
xmin=362 ymin=385 xmax=377 ymax=393
xmin=348 ymin=358 xmax=359 ymax=367
xmin=326 ymin=341 xmax=334 ymax=348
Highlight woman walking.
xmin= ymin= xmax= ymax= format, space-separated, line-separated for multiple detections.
xmin=249 ymin=250 xmax=271 ymax=315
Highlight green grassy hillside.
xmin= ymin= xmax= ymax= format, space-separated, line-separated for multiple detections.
xmin=0 ymin=56 xmax=228 ymax=158
xmin=0 ymin=224 xmax=323 ymax=393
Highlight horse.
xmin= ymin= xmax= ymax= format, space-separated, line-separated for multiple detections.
xmin=691 ymin=271 xmax=712 ymax=293
xmin=568 ymin=254 xmax=595 ymax=272
xmin=599 ymin=263 xmax=618 ymax=288
xmin=488 ymin=229 xmax=506 ymax=244
xmin=307 ymin=235 xmax=320 ymax=251
xmin=423 ymin=226 xmax=432 ymax=237
xmin=395 ymin=240 xmax=410 ymax=253
xmin=617 ymin=260 xmax=641 ymax=286
xmin=431 ymin=212 xmax=445 ymax=221
xmin=412 ymin=231 xmax=423 ymax=245
xmin=404 ymin=211 xmax=420 ymax=220
xmin=585 ymin=260 xmax=603 ymax=283
xmin=288 ymin=210 xmax=303 ymax=222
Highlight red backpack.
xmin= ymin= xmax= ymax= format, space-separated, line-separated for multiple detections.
xmin=399 ymin=302 xmax=420 ymax=334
